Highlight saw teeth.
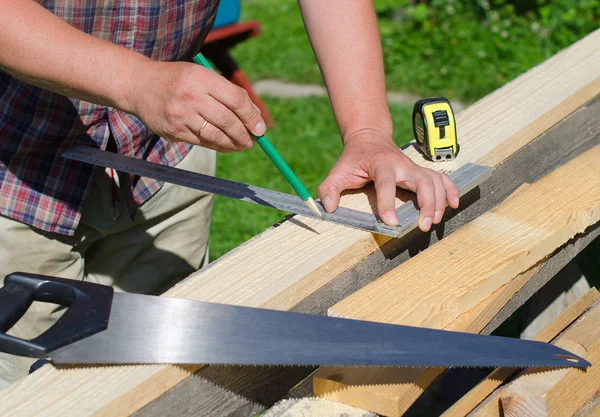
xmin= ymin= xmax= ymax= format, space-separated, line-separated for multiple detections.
xmin=54 ymin=362 xmax=582 ymax=370
xmin=187 ymin=364 xmax=578 ymax=369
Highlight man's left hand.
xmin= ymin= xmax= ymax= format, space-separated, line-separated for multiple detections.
xmin=317 ymin=130 xmax=460 ymax=232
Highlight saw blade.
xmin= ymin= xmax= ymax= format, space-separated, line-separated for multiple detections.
xmin=62 ymin=146 xmax=492 ymax=237
xmin=48 ymin=291 xmax=589 ymax=368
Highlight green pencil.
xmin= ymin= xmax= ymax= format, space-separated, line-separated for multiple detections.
xmin=192 ymin=52 xmax=322 ymax=218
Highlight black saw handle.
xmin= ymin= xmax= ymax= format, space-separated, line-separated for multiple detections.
xmin=0 ymin=273 xmax=112 ymax=358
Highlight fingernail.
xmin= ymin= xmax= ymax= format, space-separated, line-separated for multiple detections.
xmin=452 ymin=196 xmax=460 ymax=208
xmin=420 ymin=216 xmax=433 ymax=232
xmin=246 ymin=140 xmax=254 ymax=148
xmin=434 ymin=210 xmax=443 ymax=224
xmin=382 ymin=210 xmax=398 ymax=226
xmin=322 ymin=196 xmax=333 ymax=212
xmin=253 ymin=121 xmax=266 ymax=136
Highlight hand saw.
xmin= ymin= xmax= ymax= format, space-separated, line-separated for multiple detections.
xmin=0 ymin=273 xmax=589 ymax=368
xmin=62 ymin=146 xmax=492 ymax=238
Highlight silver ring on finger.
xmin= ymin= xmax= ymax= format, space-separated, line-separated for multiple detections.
xmin=196 ymin=120 xmax=209 ymax=138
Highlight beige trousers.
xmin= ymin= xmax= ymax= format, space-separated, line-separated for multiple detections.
xmin=0 ymin=145 xmax=215 ymax=389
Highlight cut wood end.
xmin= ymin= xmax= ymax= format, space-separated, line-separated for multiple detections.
xmin=314 ymin=375 xmax=409 ymax=417
xmin=501 ymin=394 xmax=548 ymax=417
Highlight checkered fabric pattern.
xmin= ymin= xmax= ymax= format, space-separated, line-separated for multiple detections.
xmin=0 ymin=0 xmax=219 ymax=235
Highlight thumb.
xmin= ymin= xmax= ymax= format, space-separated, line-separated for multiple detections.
xmin=317 ymin=172 xmax=346 ymax=213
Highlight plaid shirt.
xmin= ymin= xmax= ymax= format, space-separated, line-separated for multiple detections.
xmin=0 ymin=0 xmax=219 ymax=235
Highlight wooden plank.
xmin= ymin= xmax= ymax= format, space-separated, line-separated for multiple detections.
xmin=590 ymin=401 xmax=600 ymax=417
xmin=574 ymin=391 xmax=600 ymax=417
xmin=534 ymin=288 xmax=598 ymax=344
xmin=472 ymin=300 xmax=600 ymax=417
xmin=136 ymin=96 xmax=600 ymax=417
xmin=314 ymin=146 xmax=600 ymax=416
xmin=131 ymin=365 xmax=313 ymax=417
xmin=521 ymin=261 xmax=591 ymax=341
xmin=501 ymin=344 xmax=600 ymax=417
xmin=481 ymin=225 xmax=600 ymax=337
xmin=0 ymin=29 xmax=599 ymax=417
xmin=406 ymin=221 xmax=600 ymax=416
xmin=442 ymin=287 xmax=600 ymax=417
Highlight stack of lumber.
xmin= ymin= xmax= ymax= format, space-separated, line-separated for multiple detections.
xmin=486 ymin=302 xmax=600 ymax=416
xmin=0 ymin=28 xmax=598 ymax=417
xmin=444 ymin=288 xmax=600 ymax=417
xmin=315 ymin=145 xmax=600 ymax=415
xmin=314 ymin=143 xmax=600 ymax=416
xmin=463 ymin=290 xmax=600 ymax=417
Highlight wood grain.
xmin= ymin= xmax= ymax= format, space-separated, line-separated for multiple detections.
xmin=315 ymin=146 xmax=600 ymax=416
xmin=571 ymin=391 xmax=600 ymax=417
xmin=1 ymin=28 xmax=599 ymax=417
xmin=472 ymin=301 xmax=600 ymax=417
xmin=443 ymin=287 xmax=600 ymax=417
xmin=577 ymin=401 xmax=600 ymax=417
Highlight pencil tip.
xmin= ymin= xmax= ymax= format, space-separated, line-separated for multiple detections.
xmin=305 ymin=197 xmax=323 ymax=218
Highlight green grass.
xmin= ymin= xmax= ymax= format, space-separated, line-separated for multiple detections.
xmin=230 ymin=1 xmax=323 ymax=86
xmin=231 ymin=0 xmax=598 ymax=102
xmin=208 ymin=97 xmax=413 ymax=261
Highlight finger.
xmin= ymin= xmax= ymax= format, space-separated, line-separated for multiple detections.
xmin=209 ymin=81 xmax=266 ymax=137
xmin=373 ymin=166 xmax=399 ymax=226
xmin=180 ymin=119 xmax=242 ymax=153
xmin=426 ymin=170 xmax=446 ymax=224
xmin=441 ymin=173 xmax=460 ymax=209
xmin=415 ymin=174 xmax=436 ymax=231
xmin=317 ymin=171 xmax=346 ymax=213
xmin=401 ymin=171 xmax=435 ymax=232
xmin=198 ymin=96 xmax=254 ymax=149
xmin=167 ymin=132 xmax=240 ymax=153
xmin=196 ymin=121 xmax=246 ymax=152
xmin=251 ymin=101 xmax=261 ymax=115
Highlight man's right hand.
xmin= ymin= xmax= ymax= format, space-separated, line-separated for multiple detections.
xmin=1 ymin=0 xmax=265 ymax=153
xmin=128 ymin=61 xmax=266 ymax=152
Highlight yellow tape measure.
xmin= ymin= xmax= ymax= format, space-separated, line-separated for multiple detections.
xmin=412 ymin=97 xmax=459 ymax=162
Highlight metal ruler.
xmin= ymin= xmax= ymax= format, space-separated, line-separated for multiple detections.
xmin=62 ymin=146 xmax=492 ymax=237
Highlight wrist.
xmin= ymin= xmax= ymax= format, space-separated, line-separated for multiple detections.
xmin=115 ymin=54 xmax=154 ymax=115
xmin=339 ymin=110 xmax=393 ymax=146
xmin=342 ymin=127 xmax=394 ymax=147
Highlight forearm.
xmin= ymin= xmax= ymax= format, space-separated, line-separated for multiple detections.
xmin=298 ymin=0 xmax=392 ymax=143
xmin=0 ymin=0 xmax=147 ymax=112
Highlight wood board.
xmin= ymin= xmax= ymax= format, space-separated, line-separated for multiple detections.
xmin=314 ymin=145 xmax=600 ymax=416
xmin=443 ymin=287 xmax=600 ymax=417
xmin=0 ymin=28 xmax=599 ymax=417
xmin=471 ymin=300 xmax=600 ymax=417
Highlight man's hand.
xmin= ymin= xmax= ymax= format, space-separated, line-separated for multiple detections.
xmin=130 ymin=61 xmax=266 ymax=153
xmin=317 ymin=131 xmax=460 ymax=232
xmin=0 ymin=0 xmax=266 ymax=153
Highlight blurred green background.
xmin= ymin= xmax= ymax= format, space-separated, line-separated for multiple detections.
xmin=208 ymin=0 xmax=599 ymax=268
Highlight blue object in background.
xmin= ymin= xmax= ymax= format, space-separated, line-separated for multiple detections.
xmin=213 ymin=0 xmax=242 ymax=28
